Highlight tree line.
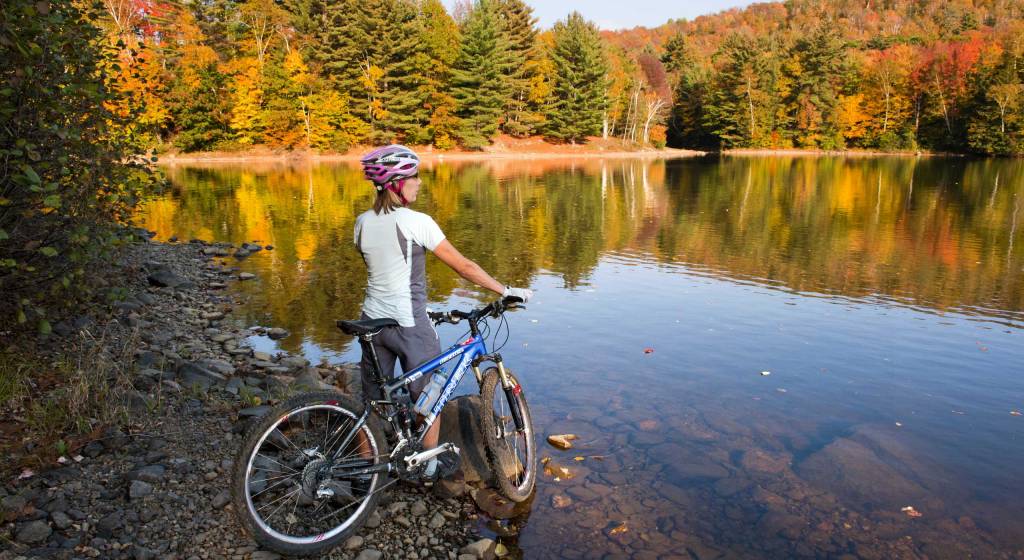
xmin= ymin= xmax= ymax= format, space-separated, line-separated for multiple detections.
xmin=105 ymin=0 xmax=614 ymax=152
xmin=100 ymin=0 xmax=1024 ymax=156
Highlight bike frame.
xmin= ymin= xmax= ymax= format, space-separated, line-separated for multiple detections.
xmin=380 ymin=333 xmax=489 ymax=435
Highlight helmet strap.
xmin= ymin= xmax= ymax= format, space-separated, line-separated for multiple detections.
xmin=387 ymin=179 xmax=409 ymax=206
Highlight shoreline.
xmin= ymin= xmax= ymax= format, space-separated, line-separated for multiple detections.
xmin=721 ymin=148 xmax=966 ymax=158
xmin=156 ymin=147 xmax=706 ymax=165
xmin=0 ymin=237 xmax=494 ymax=559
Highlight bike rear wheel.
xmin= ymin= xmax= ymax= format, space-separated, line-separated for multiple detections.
xmin=478 ymin=367 xmax=537 ymax=502
xmin=231 ymin=391 xmax=387 ymax=557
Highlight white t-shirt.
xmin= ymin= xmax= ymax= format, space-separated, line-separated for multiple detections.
xmin=354 ymin=207 xmax=446 ymax=327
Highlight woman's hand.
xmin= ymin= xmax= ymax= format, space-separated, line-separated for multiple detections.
xmin=503 ymin=286 xmax=533 ymax=302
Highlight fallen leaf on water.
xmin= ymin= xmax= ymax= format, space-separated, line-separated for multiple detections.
xmin=895 ymin=422 xmax=903 ymax=427
xmin=777 ymin=388 xmax=787 ymax=393
xmin=643 ymin=347 xmax=654 ymax=354
xmin=975 ymin=341 xmax=989 ymax=352
xmin=760 ymin=371 xmax=771 ymax=376
xmin=952 ymin=410 xmax=966 ymax=415
xmin=901 ymin=506 xmax=923 ymax=518
xmin=495 ymin=543 xmax=509 ymax=557
xmin=541 ymin=457 xmax=551 ymax=465
xmin=574 ymin=456 xmax=585 ymax=462
xmin=608 ymin=523 xmax=629 ymax=536
xmin=1011 ymin=411 xmax=1022 ymax=417
xmin=18 ymin=469 xmax=34 ymax=480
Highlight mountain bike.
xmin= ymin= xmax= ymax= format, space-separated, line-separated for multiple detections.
xmin=230 ymin=295 xmax=537 ymax=557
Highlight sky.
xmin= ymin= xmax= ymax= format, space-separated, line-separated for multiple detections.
xmin=443 ymin=0 xmax=762 ymax=30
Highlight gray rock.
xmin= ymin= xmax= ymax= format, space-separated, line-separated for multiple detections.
xmin=147 ymin=269 xmax=186 ymax=288
xmin=177 ymin=361 xmax=227 ymax=383
xmin=354 ymin=550 xmax=383 ymax=560
xmin=238 ymin=272 xmax=256 ymax=281
xmin=252 ymin=350 xmax=274 ymax=362
xmin=96 ymin=511 xmax=123 ymax=535
xmin=233 ymin=249 xmax=252 ymax=259
xmin=16 ymin=520 xmax=52 ymax=543
xmin=251 ymin=552 xmax=281 ymax=560
xmin=2 ymin=494 xmax=27 ymax=514
xmin=410 ymin=500 xmax=428 ymax=516
xmin=51 ymin=510 xmax=73 ymax=530
xmin=197 ymin=358 xmax=235 ymax=376
xmin=428 ymin=512 xmax=445 ymax=529
xmin=238 ymin=406 xmax=271 ymax=418
xmin=364 ymin=511 xmax=381 ymax=528
xmin=211 ymin=490 xmax=230 ymax=509
xmin=133 ymin=545 xmax=156 ymax=560
xmin=438 ymin=396 xmax=492 ymax=483
xmin=344 ymin=535 xmax=364 ymax=550
xmin=129 ymin=480 xmax=153 ymax=500
xmin=225 ymin=378 xmax=245 ymax=395
xmin=132 ymin=465 xmax=165 ymax=483
xmin=395 ymin=515 xmax=412 ymax=528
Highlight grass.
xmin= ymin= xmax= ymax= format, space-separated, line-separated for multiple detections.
xmin=0 ymin=327 xmax=139 ymax=477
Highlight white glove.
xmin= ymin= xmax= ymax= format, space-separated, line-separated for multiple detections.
xmin=503 ymin=286 xmax=533 ymax=303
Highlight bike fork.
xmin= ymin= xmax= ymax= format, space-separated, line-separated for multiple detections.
xmin=495 ymin=358 xmax=525 ymax=431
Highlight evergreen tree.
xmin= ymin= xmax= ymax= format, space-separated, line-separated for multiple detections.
xmin=544 ymin=12 xmax=609 ymax=143
xmin=663 ymin=34 xmax=715 ymax=149
xmin=451 ymin=0 xmax=515 ymax=149
xmin=312 ymin=0 xmax=374 ymax=121
xmin=495 ymin=0 xmax=541 ymax=136
xmin=703 ymin=34 xmax=770 ymax=148
xmin=785 ymin=26 xmax=847 ymax=149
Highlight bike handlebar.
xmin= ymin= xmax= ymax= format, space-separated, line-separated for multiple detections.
xmin=428 ymin=295 xmax=525 ymax=326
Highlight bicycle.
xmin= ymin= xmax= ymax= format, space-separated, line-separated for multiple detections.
xmin=230 ymin=295 xmax=537 ymax=557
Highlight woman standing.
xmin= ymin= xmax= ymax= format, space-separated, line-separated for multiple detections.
xmin=356 ymin=144 xmax=532 ymax=479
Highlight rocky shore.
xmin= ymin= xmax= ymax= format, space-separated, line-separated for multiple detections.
xmin=0 ymin=238 xmax=503 ymax=560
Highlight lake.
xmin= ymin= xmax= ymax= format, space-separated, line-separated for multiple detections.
xmin=137 ymin=155 xmax=1024 ymax=559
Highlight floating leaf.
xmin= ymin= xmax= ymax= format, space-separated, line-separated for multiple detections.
xmin=39 ymin=246 xmax=58 ymax=257
xmin=901 ymin=506 xmax=923 ymax=518
xmin=17 ymin=309 xmax=27 ymax=324
xmin=38 ymin=319 xmax=51 ymax=335
xmin=574 ymin=456 xmax=585 ymax=461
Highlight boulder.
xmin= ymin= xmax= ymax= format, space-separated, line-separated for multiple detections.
xmin=438 ymin=396 xmax=492 ymax=483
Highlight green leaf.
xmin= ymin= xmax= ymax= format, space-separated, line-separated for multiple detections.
xmin=38 ymin=319 xmax=51 ymax=336
xmin=23 ymin=166 xmax=41 ymax=184
xmin=16 ymin=309 xmax=26 ymax=324
xmin=43 ymin=194 xmax=61 ymax=208
xmin=0 ymin=228 xmax=7 ymax=241
xmin=39 ymin=246 xmax=58 ymax=257
xmin=1 ymin=259 xmax=15 ymax=267
xmin=61 ymin=276 xmax=70 ymax=288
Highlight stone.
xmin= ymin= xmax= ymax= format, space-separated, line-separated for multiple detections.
xmin=129 ymin=480 xmax=153 ymax=500
xmin=237 ymin=405 xmax=270 ymax=417
xmin=428 ymin=512 xmax=445 ymax=529
xmin=132 ymin=465 xmax=165 ymax=483
xmin=238 ymin=273 xmax=256 ymax=281
xmin=551 ymin=494 xmax=573 ymax=509
xmin=253 ymin=351 xmax=273 ymax=362
xmin=2 ymin=494 xmax=27 ymax=514
xmin=225 ymin=378 xmax=245 ymax=396
xmin=211 ymin=490 xmax=230 ymax=509
xmin=344 ymin=535 xmax=364 ymax=550
xmin=741 ymin=449 xmax=791 ymax=475
xmin=460 ymin=538 xmax=495 ymax=559
xmin=648 ymin=443 xmax=729 ymax=480
xmin=147 ymin=269 xmax=186 ymax=288
xmin=197 ymin=358 xmax=235 ymax=376
xmin=354 ymin=550 xmax=382 ymax=560
xmin=251 ymin=552 xmax=281 ymax=560
xmin=177 ymin=361 xmax=227 ymax=383
xmin=547 ymin=434 xmax=577 ymax=450
xmin=364 ymin=511 xmax=381 ymax=528
xmin=16 ymin=520 xmax=52 ymax=543
xmin=438 ymin=396 xmax=492 ymax=483
xmin=410 ymin=500 xmax=428 ymax=516
xmin=434 ymin=478 xmax=468 ymax=499
xmin=241 ymin=242 xmax=263 ymax=252
xmin=51 ymin=510 xmax=73 ymax=530
xmin=267 ymin=327 xmax=289 ymax=339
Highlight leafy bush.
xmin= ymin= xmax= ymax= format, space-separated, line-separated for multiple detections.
xmin=0 ymin=0 xmax=159 ymax=331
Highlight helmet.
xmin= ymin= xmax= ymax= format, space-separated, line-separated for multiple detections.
xmin=361 ymin=144 xmax=420 ymax=187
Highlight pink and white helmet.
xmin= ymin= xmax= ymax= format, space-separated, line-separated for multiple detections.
xmin=361 ymin=144 xmax=420 ymax=187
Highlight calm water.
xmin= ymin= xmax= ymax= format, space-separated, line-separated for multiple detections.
xmin=138 ymin=156 xmax=1024 ymax=559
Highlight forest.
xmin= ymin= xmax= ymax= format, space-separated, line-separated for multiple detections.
xmin=92 ymin=0 xmax=1024 ymax=155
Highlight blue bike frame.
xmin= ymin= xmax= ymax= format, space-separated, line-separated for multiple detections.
xmin=379 ymin=334 xmax=488 ymax=438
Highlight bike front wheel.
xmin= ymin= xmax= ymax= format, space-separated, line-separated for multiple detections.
xmin=478 ymin=367 xmax=537 ymax=502
xmin=231 ymin=391 xmax=388 ymax=557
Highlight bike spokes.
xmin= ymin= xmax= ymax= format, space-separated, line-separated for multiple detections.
xmin=244 ymin=404 xmax=380 ymax=544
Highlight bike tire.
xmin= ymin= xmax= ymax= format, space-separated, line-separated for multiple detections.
xmin=478 ymin=367 xmax=537 ymax=502
xmin=231 ymin=391 xmax=388 ymax=557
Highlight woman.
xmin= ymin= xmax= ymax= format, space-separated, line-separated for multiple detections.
xmin=356 ymin=144 xmax=532 ymax=479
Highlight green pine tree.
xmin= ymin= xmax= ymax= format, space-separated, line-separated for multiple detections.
xmin=785 ymin=25 xmax=847 ymax=149
xmin=544 ymin=12 xmax=609 ymax=143
xmin=451 ymin=0 xmax=515 ymax=149
xmin=495 ymin=0 xmax=540 ymax=136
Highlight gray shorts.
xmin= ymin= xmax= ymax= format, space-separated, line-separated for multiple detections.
xmin=359 ymin=312 xmax=441 ymax=402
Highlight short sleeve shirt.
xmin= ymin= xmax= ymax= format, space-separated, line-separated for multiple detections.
xmin=354 ymin=207 xmax=446 ymax=327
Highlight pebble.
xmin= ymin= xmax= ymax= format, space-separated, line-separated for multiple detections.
xmin=345 ymin=535 xmax=364 ymax=550
xmin=16 ymin=519 xmax=52 ymax=543
xmin=355 ymin=550 xmax=383 ymax=560
xmin=129 ymin=480 xmax=153 ymax=500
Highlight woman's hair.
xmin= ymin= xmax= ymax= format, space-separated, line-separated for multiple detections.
xmin=373 ymin=183 xmax=404 ymax=214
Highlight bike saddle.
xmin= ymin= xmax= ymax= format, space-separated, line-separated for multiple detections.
xmin=336 ymin=318 xmax=398 ymax=336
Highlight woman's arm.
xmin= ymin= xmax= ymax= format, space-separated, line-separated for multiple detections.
xmin=433 ymin=240 xmax=505 ymax=296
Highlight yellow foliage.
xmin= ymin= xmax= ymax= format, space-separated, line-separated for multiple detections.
xmin=838 ymin=94 xmax=871 ymax=141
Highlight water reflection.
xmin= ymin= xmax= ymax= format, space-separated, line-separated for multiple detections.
xmin=138 ymin=156 xmax=1024 ymax=558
